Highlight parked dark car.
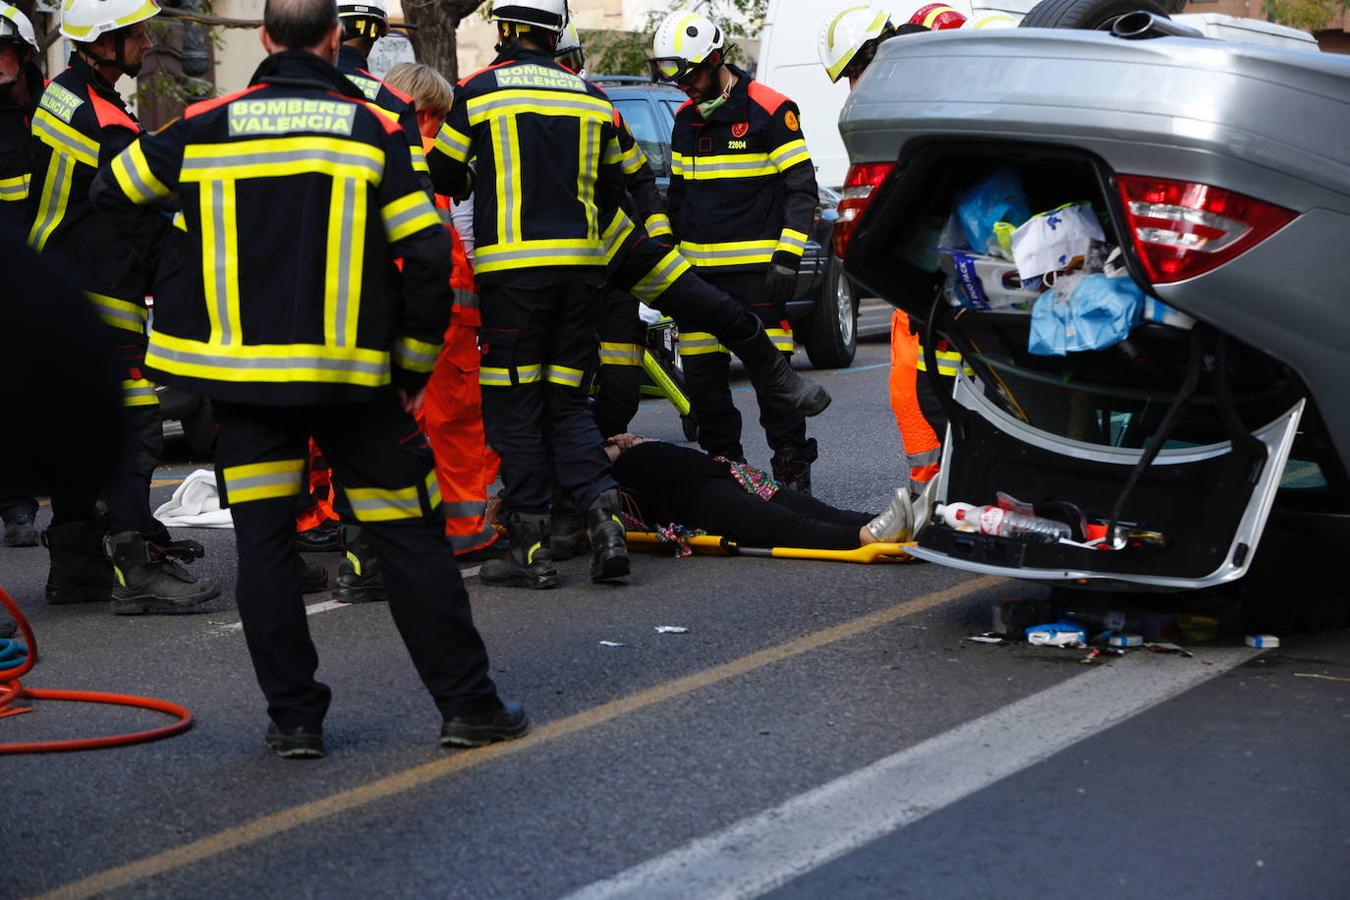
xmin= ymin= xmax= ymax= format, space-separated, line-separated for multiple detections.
xmin=593 ymin=76 xmax=858 ymax=368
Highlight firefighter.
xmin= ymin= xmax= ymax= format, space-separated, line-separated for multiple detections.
xmin=335 ymin=0 xmax=431 ymax=194
xmin=650 ymin=10 xmax=822 ymax=493
xmin=817 ymin=3 xmax=967 ymax=499
xmin=27 ymin=0 xmax=219 ymax=613
xmin=91 ymin=0 xmax=527 ymax=757
xmin=0 ymin=3 xmax=43 ymax=548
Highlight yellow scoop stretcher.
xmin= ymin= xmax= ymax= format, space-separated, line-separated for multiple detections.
xmin=625 ymin=532 xmax=918 ymax=564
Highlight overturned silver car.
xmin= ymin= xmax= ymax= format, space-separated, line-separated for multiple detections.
xmin=839 ymin=21 xmax=1350 ymax=591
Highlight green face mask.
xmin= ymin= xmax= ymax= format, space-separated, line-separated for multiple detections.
xmin=697 ymin=93 xmax=728 ymax=119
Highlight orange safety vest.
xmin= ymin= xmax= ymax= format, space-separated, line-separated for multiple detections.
xmin=889 ymin=309 xmax=942 ymax=495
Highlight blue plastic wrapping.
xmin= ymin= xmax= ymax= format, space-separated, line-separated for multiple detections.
xmin=1028 ymin=274 xmax=1145 ymax=356
xmin=955 ymin=167 xmax=1031 ymax=256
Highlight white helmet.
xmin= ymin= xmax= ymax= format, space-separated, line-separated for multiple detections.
xmin=818 ymin=6 xmax=893 ymax=84
xmin=555 ymin=19 xmax=585 ymax=73
xmin=0 ymin=3 xmax=37 ymax=52
xmin=490 ymin=0 xmax=569 ymax=35
xmin=60 ymin=0 xmax=161 ymax=43
xmin=338 ymin=0 xmax=388 ymax=39
xmin=649 ymin=9 xmax=724 ymax=83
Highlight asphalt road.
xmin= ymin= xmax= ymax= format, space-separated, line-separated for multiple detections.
xmin=5 ymin=339 xmax=1349 ymax=899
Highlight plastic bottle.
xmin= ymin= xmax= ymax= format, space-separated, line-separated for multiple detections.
xmin=936 ymin=502 xmax=1071 ymax=544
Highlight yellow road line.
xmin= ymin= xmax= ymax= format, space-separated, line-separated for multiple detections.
xmin=36 ymin=575 xmax=1003 ymax=900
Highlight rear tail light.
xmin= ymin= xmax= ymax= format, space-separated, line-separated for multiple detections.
xmin=1117 ymin=175 xmax=1295 ymax=284
xmin=833 ymin=162 xmax=896 ymax=258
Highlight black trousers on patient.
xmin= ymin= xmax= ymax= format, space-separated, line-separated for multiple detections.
xmin=686 ymin=481 xmax=871 ymax=551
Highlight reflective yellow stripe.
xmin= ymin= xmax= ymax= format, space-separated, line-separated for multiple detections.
xmin=770 ymin=139 xmax=811 ymax=172
xmin=181 ymin=137 xmax=384 ymax=184
xmin=31 ymin=109 xmax=99 ymax=167
xmin=121 ymin=378 xmax=158 ymax=407
xmin=171 ymin=211 xmax=187 ymax=232
xmin=603 ymin=139 xmax=624 ymax=167
xmin=328 ymin=176 xmax=366 ymax=346
xmin=146 ymin=331 xmax=390 ymax=386
xmin=645 ymin=212 xmax=672 ymax=239
xmin=492 ymin=114 xmax=524 ymax=246
xmin=776 ymin=228 xmax=809 ymax=258
xmin=345 ymin=482 xmax=428 ymax=522
xmin=473 ymin=238 xmax=607 ymax=274
xmin=408 ymin=141 xmax=429 ymax=174
xmin=619 ymin=141 xmax=647 ymax=176
xmin=59 ymin=0 xmax=157 ymax=39
xmin=89 ymin=292 xmax=148 ymax=334
xmin=631 ymin=247 xmax=691 ymax=303
xmin=424 ymin=470 xmax=442 ymax=509
xmin=0 ymin=173 xmax=29 ymax=202
xmin=516 ymin=363 xmax=542 ymax=384
xmin=915 ymin=347 xmax=974 ymax=377
xmin=479 ymin=366 xmax=512 ymax=387
xmin=602 ymin=208 xmax=635 ymax=263
xmin=380 ymin=190 xmax=440 ymax=243
xmin=28 ymin=151 xmax=74 ymax=251
xmin=674 ymin=151 xmax=777 ymax=181
xmin=578 ymin=120 xmax=601 ymax=239
xmin=222 ymin=458 xmax=306 ymax=504
xmin=678 ymin=331 xmax=729 ymax=357
xmin=110 ymin=141 xmax=170 ymax=205
xmin=466 ymin=89 xmax=612 ymax=127
xmin=766 ymin=327 xmax=795 ymax=353
xmin=434 ymin=123 xmax=471 ymax=163
xmin=394 ymin=335 xmax=441 ymax=373
xmin=599 ymin=342 xmax=643 ymax=366
xmin=545 ymin=364 xmax=585 ymax=387
xmin=200 ymin=178 xmax=242 ymax=345
xmin=679 ymin=239 xmax=779 ymax=268
xmin=670 ymin=153 xmax=686 ymax=177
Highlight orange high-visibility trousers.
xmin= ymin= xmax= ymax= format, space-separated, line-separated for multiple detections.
xmin=296 ymin=439 xmax=337 ymax=532
xmin=889 ymin=309 xmax=943 ymax=495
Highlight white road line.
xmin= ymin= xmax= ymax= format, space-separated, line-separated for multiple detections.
xmin=214 ymin=565 xmax=483 ymax=633
xmin=566 ymin=647 xmax=1257 ymax=900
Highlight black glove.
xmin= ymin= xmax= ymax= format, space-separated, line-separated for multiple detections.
xmin=762 ymin=263 xmax=798 ymax=304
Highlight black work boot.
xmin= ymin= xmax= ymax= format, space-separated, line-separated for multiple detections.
xmin=730 ymin=323 xmax=831 ymax=417
xmin=264 ymin=722 xmax=325 ymax=759
xmin=771 ymin=452 xmax=813 ymax=496
xmin=548 ymin=495 xmax=588 ymax=561
xmin=441 ymin=696 xmax=530 ymax=748
xmin=2 ymin=505 xmax=38 ymax=548
xmin=299 ymin=556 xmax=328 ymax=594
xmin=108 ymin=532 xmax=221 ymax=615
xmin=296 ymin=519 xmax=341 ymax=553
xmin=43 ymin=521 xmax=113 ymax=604
xmin=333 ymin=525 xmax=386 ymax=603
xmin=480 ymin=513 xmax=558 ymax=590
xmin=585 ymin=489 xmax=629 ymax=583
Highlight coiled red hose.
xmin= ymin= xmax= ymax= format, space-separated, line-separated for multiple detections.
xmin=0 ymin=585 xmax=193 ymax=753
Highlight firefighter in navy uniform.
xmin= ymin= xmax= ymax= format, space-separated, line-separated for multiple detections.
xmin=27 ymin=0 xmax=219 ymax=613
xmin=0 ymin=3 xmax=45 ymax=548
xmin=651 ymin=10 xmax=822 ymax=493
xmin=92 ymin=0 xmax=528 ymax=757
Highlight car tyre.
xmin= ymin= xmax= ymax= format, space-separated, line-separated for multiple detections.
xmin=801 ymin=254 xmax=857 ymax=370
xmin=181 ymin=397 xmax=218 ymax=460
xmin=1018 ymin=0 xmax=1170 ymax=30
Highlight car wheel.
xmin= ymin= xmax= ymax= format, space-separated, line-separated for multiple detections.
xmin=1018 ymin=0 xmax=1170 ymax=30
xmin=801 ymin=254 xmax=857 ymax=370
xmin=181 ymin=397 xmax=218 ymax=460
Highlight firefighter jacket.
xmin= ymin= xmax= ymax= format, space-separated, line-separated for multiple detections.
xmin=612 ymin=107 xmax=669 ymax=239
xmin=337 ymin=43 xmax=432 ymax=194
xmin=26 ymin=55 xmax=164 ymax=342
xmin=89 ymin=50 xmax=453 ymax=407
xmin=427 ymin=45 xmax=634 ymax=283
xmin=0 ymin=62 xmax=42 ymax=236
xmin=668 ymin=64 xmax=818 ymax=274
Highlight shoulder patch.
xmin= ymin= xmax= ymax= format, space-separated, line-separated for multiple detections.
xmin=783 ymin=109 xmax=799 ymax=132
xmin=37 ymin=81 xmax=84 ymax=124
xmin=746 ymin=79 xmax=789 ymax=116
xmin=492 ymin=63 xmax=587 ymax=93
xmin=346 ymin=74 xmax=382 ymax=102
xmin=225 ymin=96 xmax=360 ymax=138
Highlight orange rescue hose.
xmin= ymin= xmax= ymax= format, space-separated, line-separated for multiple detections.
xmin=0 ymin=585 xmax=193 ymax=753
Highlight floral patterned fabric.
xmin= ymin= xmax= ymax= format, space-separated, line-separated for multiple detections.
xmin=714 ymin=456 xmax=780 ymax=501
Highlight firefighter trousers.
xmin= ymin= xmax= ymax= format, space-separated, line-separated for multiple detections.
xmin=478 ymin=270 xmax=616 ymax=515
xmin=679 ymin=271 xmax=816 ymax=465
xmin=213 ymin=395 xmax=497 ymax=730
xmin=593 ymin=287 xmax=646 ymax=438
xmin=889 ymin=309 xmax=953 ymax=495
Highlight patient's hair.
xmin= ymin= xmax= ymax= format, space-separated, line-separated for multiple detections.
xmin=384 ymin=62 xmax=454 ymax=119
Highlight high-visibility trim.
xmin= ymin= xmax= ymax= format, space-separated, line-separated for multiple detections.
xmin=578 ymin=119 xmax=600 ymax=239
xmin=671 ymin=151 xmax=777 ymax=181
xmin=619 ymin=141 xmax=647 ymax=176
xmin=679 ymin=239 xmax=779 ymax=268
xmin=479 ymin=366 xmax=512 ymax=387
xmin=915 ymin=346 xmax=974 ymax=378
xmin=452 ymin=288 xmax=480 ymax=310
xmin=908 ymin=447 xmax=943 ymax=492
xmin=603 ymin=137 xmax=624 ymax=167
xmin=770 ymin=139 xmax=811 ymax=172
xmin=380 ymin=190 xmax=441 ymax=243
xmin=516 ymin=363 xmax=542 ymax=384
xmin=181 ymin=137 xmax=384 ymax=184
xmin=222 ymin=458 xmax=306 ymax=505
xmin=171 ymin=211 xmax=187 ymax=232
xmin=344 ymin=482 xmax=427 ymax=523
xmin=408 ymin=141 xmax=429 ymax=174
xmin=326 ymin=176 xmax=364 ymax=346
xmin=146 ymin=331 xmax=390 ymax=386
xmin=466 ymin=89 xmax=612 ymax=126
xmin=776 ymin=228 xmax=809 ymax=258
xmin=110 ymin=141 xmax=171 ymax=205
xmin=544 ymin=364 xmax=584 ymax=388
xmin=449 ymin=520 xmax=496 ymax=552
xmin=121 ymin=378 xmax=158 ymax=407
xmin=473 ymin=238 xmax=607 ymax=274
xmin=59 ymin=0 xmax=159 ymax=39
xmin=631 ymin=247 xmax=691 ymax=303
xmin=599 ymin=342 xmax=643 ymax=367
xmin=27 ymin=151 xmax=74 ymax=251
xmin=678 ymin=331 xmax=729 ymax=357
xmin=88 ymin=292 xmax=148 ymax=334
xmin=434 ymin=123 xmax=471 ymax=163
xmin=491 ymin=114 xmax=524 ymax=246
xmin=670 ymin=153 xmax=686 ymax=177
xmin=766 ymin=327 xmax=795 ymax=353
xmin=200 ymin=179 xmax=242 ymax=345
xmin=394 ymin=335 xmax=441 ymax=373
xmin=644 ymin=212 xmax=672 ymax=238
xmin=0 ymin=173 xmax=29 ymax=202
xmin=601 ymin=208 xmax=635 ymax=263
xmin=424 ymin=469 xmax=442 ymax=509
xmin=442 ymin=500 xmax=485 ymax=519
xmin=31 ymin=109 xmax=99 ymax=167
